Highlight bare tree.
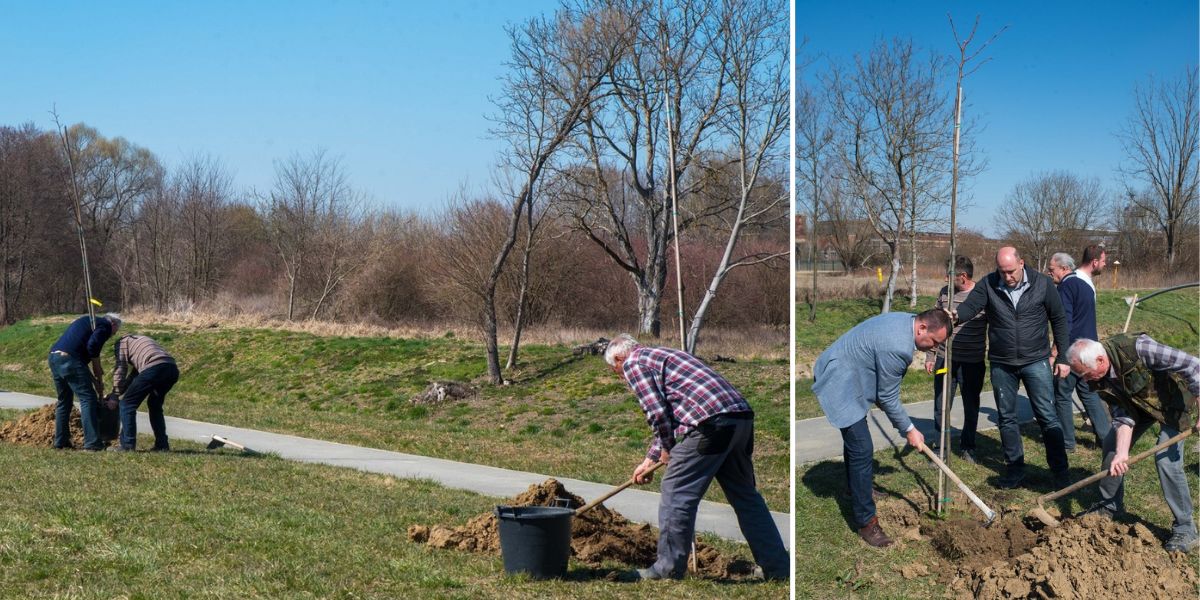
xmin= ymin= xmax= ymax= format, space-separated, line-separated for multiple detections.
xmin=176 ymin=154 xmax=234 ymax=303
xmin=821 ymin=170 xmax=878 ymax=272
xmin=0 ymin=125 xmax=71 ymax=323
xmin=828 ymin=38 xmax=952 ymax=312
xmin=1117 ymin=67 xmax=1200 ymax=269
xmin=683 ymin=0 xmax=788 ymax=353
xmin=1003 ymin=170 xmax=1104 ymax=271
xmin=796 ymin=44 xmax=832 ymax=321
xmin=263 ymin=149 xmax=357 ymax=321
xmin=561 ymin=0 xmax=742 ymax=338
xmin=483 ymin=4 xmax=632 ymax=383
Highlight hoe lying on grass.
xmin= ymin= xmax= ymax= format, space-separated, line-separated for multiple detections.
xmin=205 ymin=435 xmax=257 ymax=454
xmin=1027 ymin=427 xmax=1195 ymax=527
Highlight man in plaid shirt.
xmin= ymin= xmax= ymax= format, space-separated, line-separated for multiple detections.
xmin=605 ymin=334 xmax=788 ymax=581
xmin=1067 ymin=333 xmax=1200 ymax=553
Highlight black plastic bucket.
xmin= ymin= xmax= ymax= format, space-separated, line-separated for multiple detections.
xmin=494 ymin=505 xmax=574 ymax=579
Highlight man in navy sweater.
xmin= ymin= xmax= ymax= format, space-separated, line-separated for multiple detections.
xmin=1047 ymin=247 xmax=1112 ymax=451
xmin=48 ymin=313 xmax=122 ymax=450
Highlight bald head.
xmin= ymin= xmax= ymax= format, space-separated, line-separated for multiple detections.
xmin=996 ymin=246 xmax=1025 ymax=288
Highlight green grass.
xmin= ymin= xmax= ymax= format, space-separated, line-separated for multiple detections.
xmin=796 ymin=288 xmax=1200 ymax=419
xmin=796 ymin=418 xmax=1200 ymax=598
xmin=795 ymin=285 xmax=1199 ymax=597
xmin=0 ymin=438 xmax=784 ymax=599
xmin=0 ymin=318 xmax=789 ymax=510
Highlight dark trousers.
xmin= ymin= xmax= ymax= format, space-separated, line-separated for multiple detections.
xmin=119 ymin=362 xmax=178 ymax=450
xmin=652 ymin=414 xmax=789 ymax=579
xmin=839 ymin=416 xmax=875 ymax=530
xmin=930 ymin=358 xmax=986 ymax=451
xmin=1054 ymin=371 xmax=1112 ymax=450
xmin=48 ymin=353 xmax=103 ymax=450
xmin=990 ymin=360 xmax=1069 ymax=475
xmin=1098 ymin=421 xmax=1195 ymax=536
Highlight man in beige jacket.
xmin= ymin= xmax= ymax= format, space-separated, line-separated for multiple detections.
xmin=108 ymin=335 xmax=179 ymax=451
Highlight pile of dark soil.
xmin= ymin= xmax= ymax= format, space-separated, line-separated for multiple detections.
xmin=408 ymin=478 xmax=755 ymax=579
xmin=0 ymin=405 xmax=82 ymax=447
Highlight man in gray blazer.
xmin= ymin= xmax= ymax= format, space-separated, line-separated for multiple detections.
xmin=813 ymin=309 xmax=951 ymax=547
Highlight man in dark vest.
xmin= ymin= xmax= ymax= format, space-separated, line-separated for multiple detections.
xmin=954 ymin=246 xmax=1071 ymax=489
xmin=1066 ymin=334 xmax=1200 ymax=553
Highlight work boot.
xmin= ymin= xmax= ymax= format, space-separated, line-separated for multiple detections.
xmin=958 ymin=448 xmax=977 ymax=464
xmin=106 ymin=446 xmax=133 ymax=453
xmin=1165 ymin=531 xmax=1200 ymax=553
xmin=996 ymin=464 xmax=1026 ymax=489
xmin=857 ymin=516 xmax=893 ymax=548
xmin=632 ymin=567 xmax=669 ymax=581
xmin=751 ymin=566 xmax=789 ymax=582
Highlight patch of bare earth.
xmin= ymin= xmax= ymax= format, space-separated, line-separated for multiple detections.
xmin=407 ymin=478 xmax=755 ymax=580
xmin=873 ymin=494 xmax=1198 ymax=599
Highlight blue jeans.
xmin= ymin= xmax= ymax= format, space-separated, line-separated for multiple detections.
xmin=48 ymin=353 xmax=103 ymax=450
xmin=652 ymin=415 xmax=788 ymax=579
xmin=119 ymin=362 xmax=178 ymax=450
xmin=1055 ymin=371 xmax=1112 ymax=450
xmin=990 ymin=360 xmax=1069 ymax=475
xmin=930 ymin=358 xmax=986 ymax=451
xmin=839 ymin=416 xmax=875 ymax=530
xmin=1098 ymin=422 xmax=1195 ymax=537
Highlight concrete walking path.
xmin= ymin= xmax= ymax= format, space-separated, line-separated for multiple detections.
xmin=0 ymin=391 xmax=788 ymax=549
xmin=796 ymin=387 xmax=1078 ymax=464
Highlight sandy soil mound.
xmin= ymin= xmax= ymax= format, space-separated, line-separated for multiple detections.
xmin=0 ymin=405 xmax=83 ymax=447
xmin=872 ymin=494 xmax=1198 ymax=598
xmin=407 ymin=478 xmax=755 ymax=579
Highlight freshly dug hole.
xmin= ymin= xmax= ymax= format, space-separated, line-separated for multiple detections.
xmin=408 ymin=478 xmax=755 ymax=579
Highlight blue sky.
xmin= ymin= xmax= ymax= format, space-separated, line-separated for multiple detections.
xmin=797 ymin=0 xmax=1199 ymax=237
xmin=1 ymin=0 xmax=559 ymax=213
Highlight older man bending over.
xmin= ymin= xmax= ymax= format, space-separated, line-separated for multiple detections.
xmin=605 ymin=334 xmax=789 ymax=581
xmin=1068 ymin=334 xmax=1200 ymax=554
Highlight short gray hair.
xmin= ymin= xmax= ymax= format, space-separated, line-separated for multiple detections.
xmin=1066 ymin=338 xmax=1105 ymax=369
xmin=603 ymin=333 xmax=640 ymax=366
xmin=1050 ymin=252 xmax=1076 ymax=271
xmin=105 ymin=313 xmax=122 ymax=332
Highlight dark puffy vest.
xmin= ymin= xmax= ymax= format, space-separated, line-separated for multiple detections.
xmin=1091 ymin=333 xmax=1195 ymax=431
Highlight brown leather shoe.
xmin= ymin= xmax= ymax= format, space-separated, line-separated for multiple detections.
xmin=858 ymin=516 xmax=894 ymax=548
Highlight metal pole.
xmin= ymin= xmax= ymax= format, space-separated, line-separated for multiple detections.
xmin=58 ymin=123 xmax=104 ymax=397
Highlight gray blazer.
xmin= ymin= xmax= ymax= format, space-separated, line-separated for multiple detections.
xmin=812 ymin=312 xmax=917 ymax=433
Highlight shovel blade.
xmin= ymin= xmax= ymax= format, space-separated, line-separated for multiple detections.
xmin=206 ymin=436 xmax=226 ymax=450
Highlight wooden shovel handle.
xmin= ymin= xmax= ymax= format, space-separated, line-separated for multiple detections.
xmin=920 ymin=444 xmax=997 ymax=522
xmin=1038 ymin=427 xmax=1194 ymax=504
xmin=576 ymin=461 xmax=665 ymax=515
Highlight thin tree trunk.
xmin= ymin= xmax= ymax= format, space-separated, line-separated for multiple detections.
xmin=506 ymin=207 xmax=534 ymax=370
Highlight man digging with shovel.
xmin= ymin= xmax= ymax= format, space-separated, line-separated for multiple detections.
xmin=604 ymin=334 xmax=790 ymax=581
xmin=812 ymin=309 xmax=951 ymax=547
xmin=1067 ymin=334 xmax=1200 ymax=553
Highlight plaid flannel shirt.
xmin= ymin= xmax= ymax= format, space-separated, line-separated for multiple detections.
xmin=621 ymin=346 xmax=752 ymax=461
xmin=1109 ymin=334 xmax=1200 ymax=427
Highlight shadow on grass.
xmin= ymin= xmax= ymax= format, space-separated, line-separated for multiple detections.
xmin=513 ymin=355 xmax=587 ymax=385
xmin=559 ymin=566 xmax=777 ymax=586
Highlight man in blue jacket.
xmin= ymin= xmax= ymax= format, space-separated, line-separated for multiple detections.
xmin=48 ymin=313 xmax=121 ymax=451
xmin=955 ymin=247 xmax=1071 ymax=489
xmin=1047 ymin=247 xmax=1111 ymax=451
xmin=813 ymin=309 xmax=950 ymax=547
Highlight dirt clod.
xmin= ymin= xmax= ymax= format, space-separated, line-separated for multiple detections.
xmin=0 ymin=405 xmax=82 ymax=447
xmin=409 ymin=478 xmax=755 ymax=579
xmin=936 ymin=513 xmax=1199 ymax=599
